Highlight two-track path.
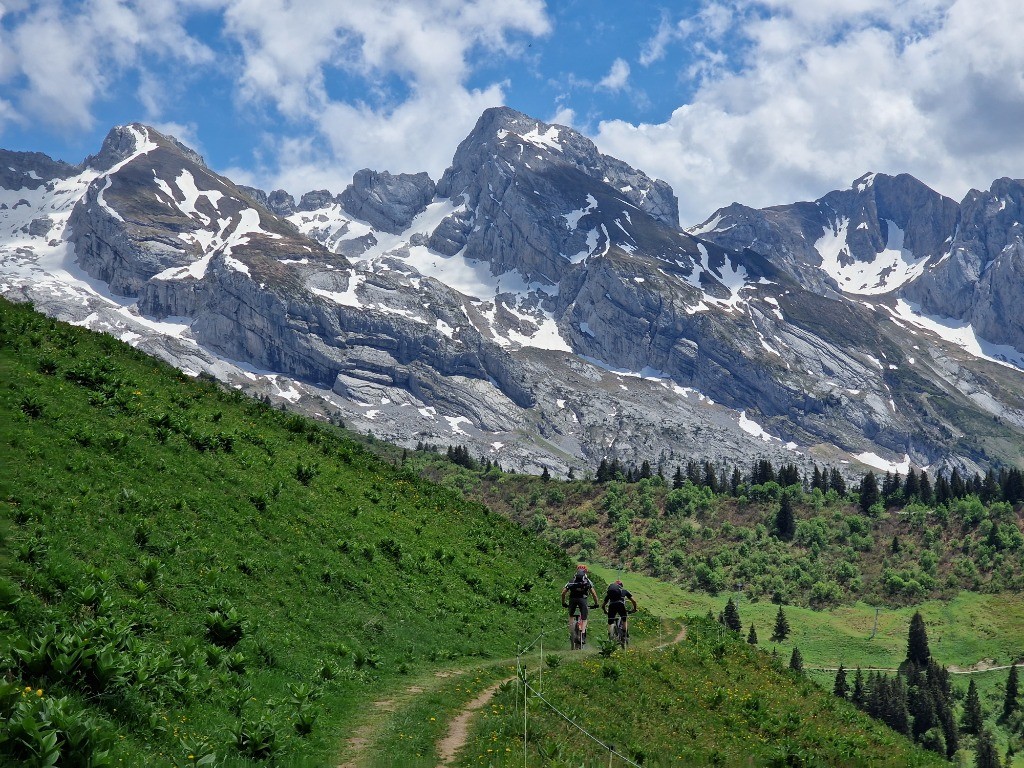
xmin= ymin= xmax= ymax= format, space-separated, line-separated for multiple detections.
xmin=335 ymin=618 xmax=688 ymax=768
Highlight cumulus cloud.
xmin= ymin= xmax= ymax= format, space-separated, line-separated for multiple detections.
xmin=0 ymin=0 xmax=213 ymax=132
xmin=219 ymin=0 xmax=551 ymax=189
xmin=597 ymin=58 xmax=630 ymax=91
xmin=598 ymin=0 xmax=1024 ymax=226
xmin=1 ymin=0 xmax=549 ymax=193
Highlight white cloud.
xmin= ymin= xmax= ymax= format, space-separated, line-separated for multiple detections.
xmin=0 ymin=0 xmax=549 ymax=195
xmin=598 ymin=0 xmax=1024 ymax=226
xmin=0 ymin=0 xmax=213 ymax=132
xmin=218 ymin=0 xmax=550 ymax=190
xmin=597 ymin=58 xmax=630 ymax=92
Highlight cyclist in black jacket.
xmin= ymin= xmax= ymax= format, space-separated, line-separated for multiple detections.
xmin=602 ymin=579 xmax=638 ymax=640
xmin=561 ymin=564 xmax=599 ymax=643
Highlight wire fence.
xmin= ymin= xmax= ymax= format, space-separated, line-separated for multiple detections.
xmin=508 ymin=614 xmax=690 ymax=768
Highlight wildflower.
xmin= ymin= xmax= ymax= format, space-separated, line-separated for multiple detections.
xmin=36 ymin=689 xmax=43 ymax=697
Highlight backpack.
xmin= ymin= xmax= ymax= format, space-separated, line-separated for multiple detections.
xmin=566 ymin=574 xmax=591 ymax=597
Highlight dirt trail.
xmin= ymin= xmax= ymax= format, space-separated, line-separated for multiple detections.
xmin=431 ymin=619 xmax=689 ymax=765
xmin=435 ymin=677 xmax=514 ymax=766
xmin=336 ymin=670 xmax=471 ymax=768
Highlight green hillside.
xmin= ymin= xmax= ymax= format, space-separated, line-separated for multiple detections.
xmin=0 ymin=297 xmax=568 ymax=766
xmin=457 ymin=617 xmax=947 ymax=767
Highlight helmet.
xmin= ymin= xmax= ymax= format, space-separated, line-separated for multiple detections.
xmin=615 ymin=579 xmax=623 ymax=585
xmin=576 ymin=564 xmax=587 ymax=571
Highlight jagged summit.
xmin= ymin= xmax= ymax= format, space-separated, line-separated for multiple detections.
xmin=4 ymin=107 xmax=1024 ymax=477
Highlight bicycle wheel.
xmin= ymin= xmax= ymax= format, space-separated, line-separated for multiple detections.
xmin=570 ymin=617 xmax=582 ymax=650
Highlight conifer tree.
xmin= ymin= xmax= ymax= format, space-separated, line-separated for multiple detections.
xmin=950 ymin=467 xmax=966 ymax=498
xmin=981 ymin=469 xmax=1001 ymax=503
xmin=723 ymin=597 xmax=742 ymax=632
xmin=1002 ymin=664 xmax=1019 ymax=720
xmin=789 ymin=647 xmax=803 ymax=673
xmin=774 ymin=494 xmax=796 ymax=541
xmin=918 ymin=471 xmax=933 ymax=503
xmin=811 ymin=465 xmax=825 ymax=492
xmin=771 ymin=605 xmax=790 ymax=642
xmin=541 ymin=466 xmax=551 ymax=482
xmin=747 ymin=623 xmax=757 ymax=645
xmin=975 ymin=728 xmax=1001 ymax=768
xmin=907 ymin=611 xmax=931 ymax=666
xmin=828 ymin=467 xmax=847 ymax=495
xmin=852 ymin=667 xmax=866 ymax=709
xmin=672 ymin=465 xmax=684 ymax=489
xmin=639 ymin=460 xmax=652 ymax=479
xmin=962 ymin=678 xmax=984 ymax=735
xmin=904 ymin=467 xmax=920 ymax=500
xmin=833 ymin=664 xmax=848 ymax=698
xmin=730 ymin=467 xmax=742 ymax=496
xmin=859 ymin=471 xmax=880 ymax=514
xmin=703 ymin=461 xmax=718 ymax=492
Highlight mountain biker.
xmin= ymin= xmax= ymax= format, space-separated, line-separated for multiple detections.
xmin=561 ymin=564 xmax=599 ymax=645
xmin=602 ymin=579 xmax=638 ymax=640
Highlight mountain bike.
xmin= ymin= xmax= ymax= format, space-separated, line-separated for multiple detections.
xmin=569 ymin=602 xmax=598 ymax=650
xmin=610 ymin=607 xmax=637 ymax=648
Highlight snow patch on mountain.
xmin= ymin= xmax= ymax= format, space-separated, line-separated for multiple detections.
xmin=885 ymin=299 xmax=1024 ymax=370
xmin=816 ymin=217 xmax=928 ymax=295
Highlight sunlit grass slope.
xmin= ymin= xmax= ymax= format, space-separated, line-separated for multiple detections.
xmin=0 ymin=297 xmax=569 ymax=766
xmin=458 ymin=618 xmax=947 ymax=767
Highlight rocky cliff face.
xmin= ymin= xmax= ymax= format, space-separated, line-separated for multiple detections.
xmin=4 ymin=111 xmax=1024 ymax=478
xmin=692 ymin=172 xmax=960 ymax=296
xmin=902 ymin=177 xmax=1024 ymax=351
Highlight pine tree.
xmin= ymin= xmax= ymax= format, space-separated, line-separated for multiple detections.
xmin=962 ymin=678 xmax=984 ymax=735
xmin=747 ymin=623 xmax=758 ymax=645
xmin=907 ymin=611 xmax=931 ymax=666
xmin=918 ymin=471 xmax=933 ymax=503
xmin=975 ymin=728 xmax=1001 ymax=768
xmin=672 ymin=465 xmax=684 ymax=489
xmin=541 ymin=466 xmax=551 ymax=482
xmin=829 ymin=467 xmax=847 ymax=495
xmin=723 ymin=597 xmax=742 ymax=632
xmin=774 ymin=494 xmax=796 ymax=541
xmin=811 ymin=465 xmax=825 ymax=492
xmin=789 ymin=647 xmax=803 ymax=673
xmin=639 ymin=460 xmax=653 ymax=479
xmin=1002 ymin=664 xmax=1019 ymax=720
xmin=859 ymin=471 xmax=880 ymax=514
xmin=904 ymin=467 xmax=920 ymax=500
xmin=833 ymin=664 xmax=849 ymax=698
xmin=730 ymin=467 xmax=742 ymax=496
xmin=852 ymin=667 xmax=866 ymax=709
xmin=703 ymin=461 xmax=718 ymax=492
xmin=771 ymin=605 xmax=790 ymax=642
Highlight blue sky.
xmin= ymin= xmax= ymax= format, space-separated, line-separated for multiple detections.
xmin=3 ymin=1 xmax=1024 ymax=225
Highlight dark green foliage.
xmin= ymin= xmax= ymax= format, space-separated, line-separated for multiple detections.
xmin=722 ymin=597 xmax=741 ymax=632
xmin=962 ymin=678 xmax=984 ymax=735
xmin=747 ymin=623 xmax=757 ymax=645
xmin=859 ymin=471 xmax=880 ymax=514
xmin=974 ymin=728 xmax=1001 ymax=768
xmin=833 ymin=664 xmax=848 ymax=698
xmin=774 ymin=493 xmax=795 ymax=541
xmin=771 ymin=605 xmax=790 ymax=643
xmin=1003 ymin=664 xmax=1019 ymax=721
xmin=906 ymin=611 xmax=931 ymax=666
xmin=789 ymin=647 xmax=803 ymax=673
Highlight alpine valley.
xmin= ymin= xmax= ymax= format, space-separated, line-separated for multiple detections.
xmin=4 ymin=106 xmax=1024 ymax=478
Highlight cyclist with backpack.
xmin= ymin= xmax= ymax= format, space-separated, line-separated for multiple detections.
xmin=602 ymin=579 xmax=638 ymax=643
xmin=561 ymin=564 xmax=599 ymax=647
